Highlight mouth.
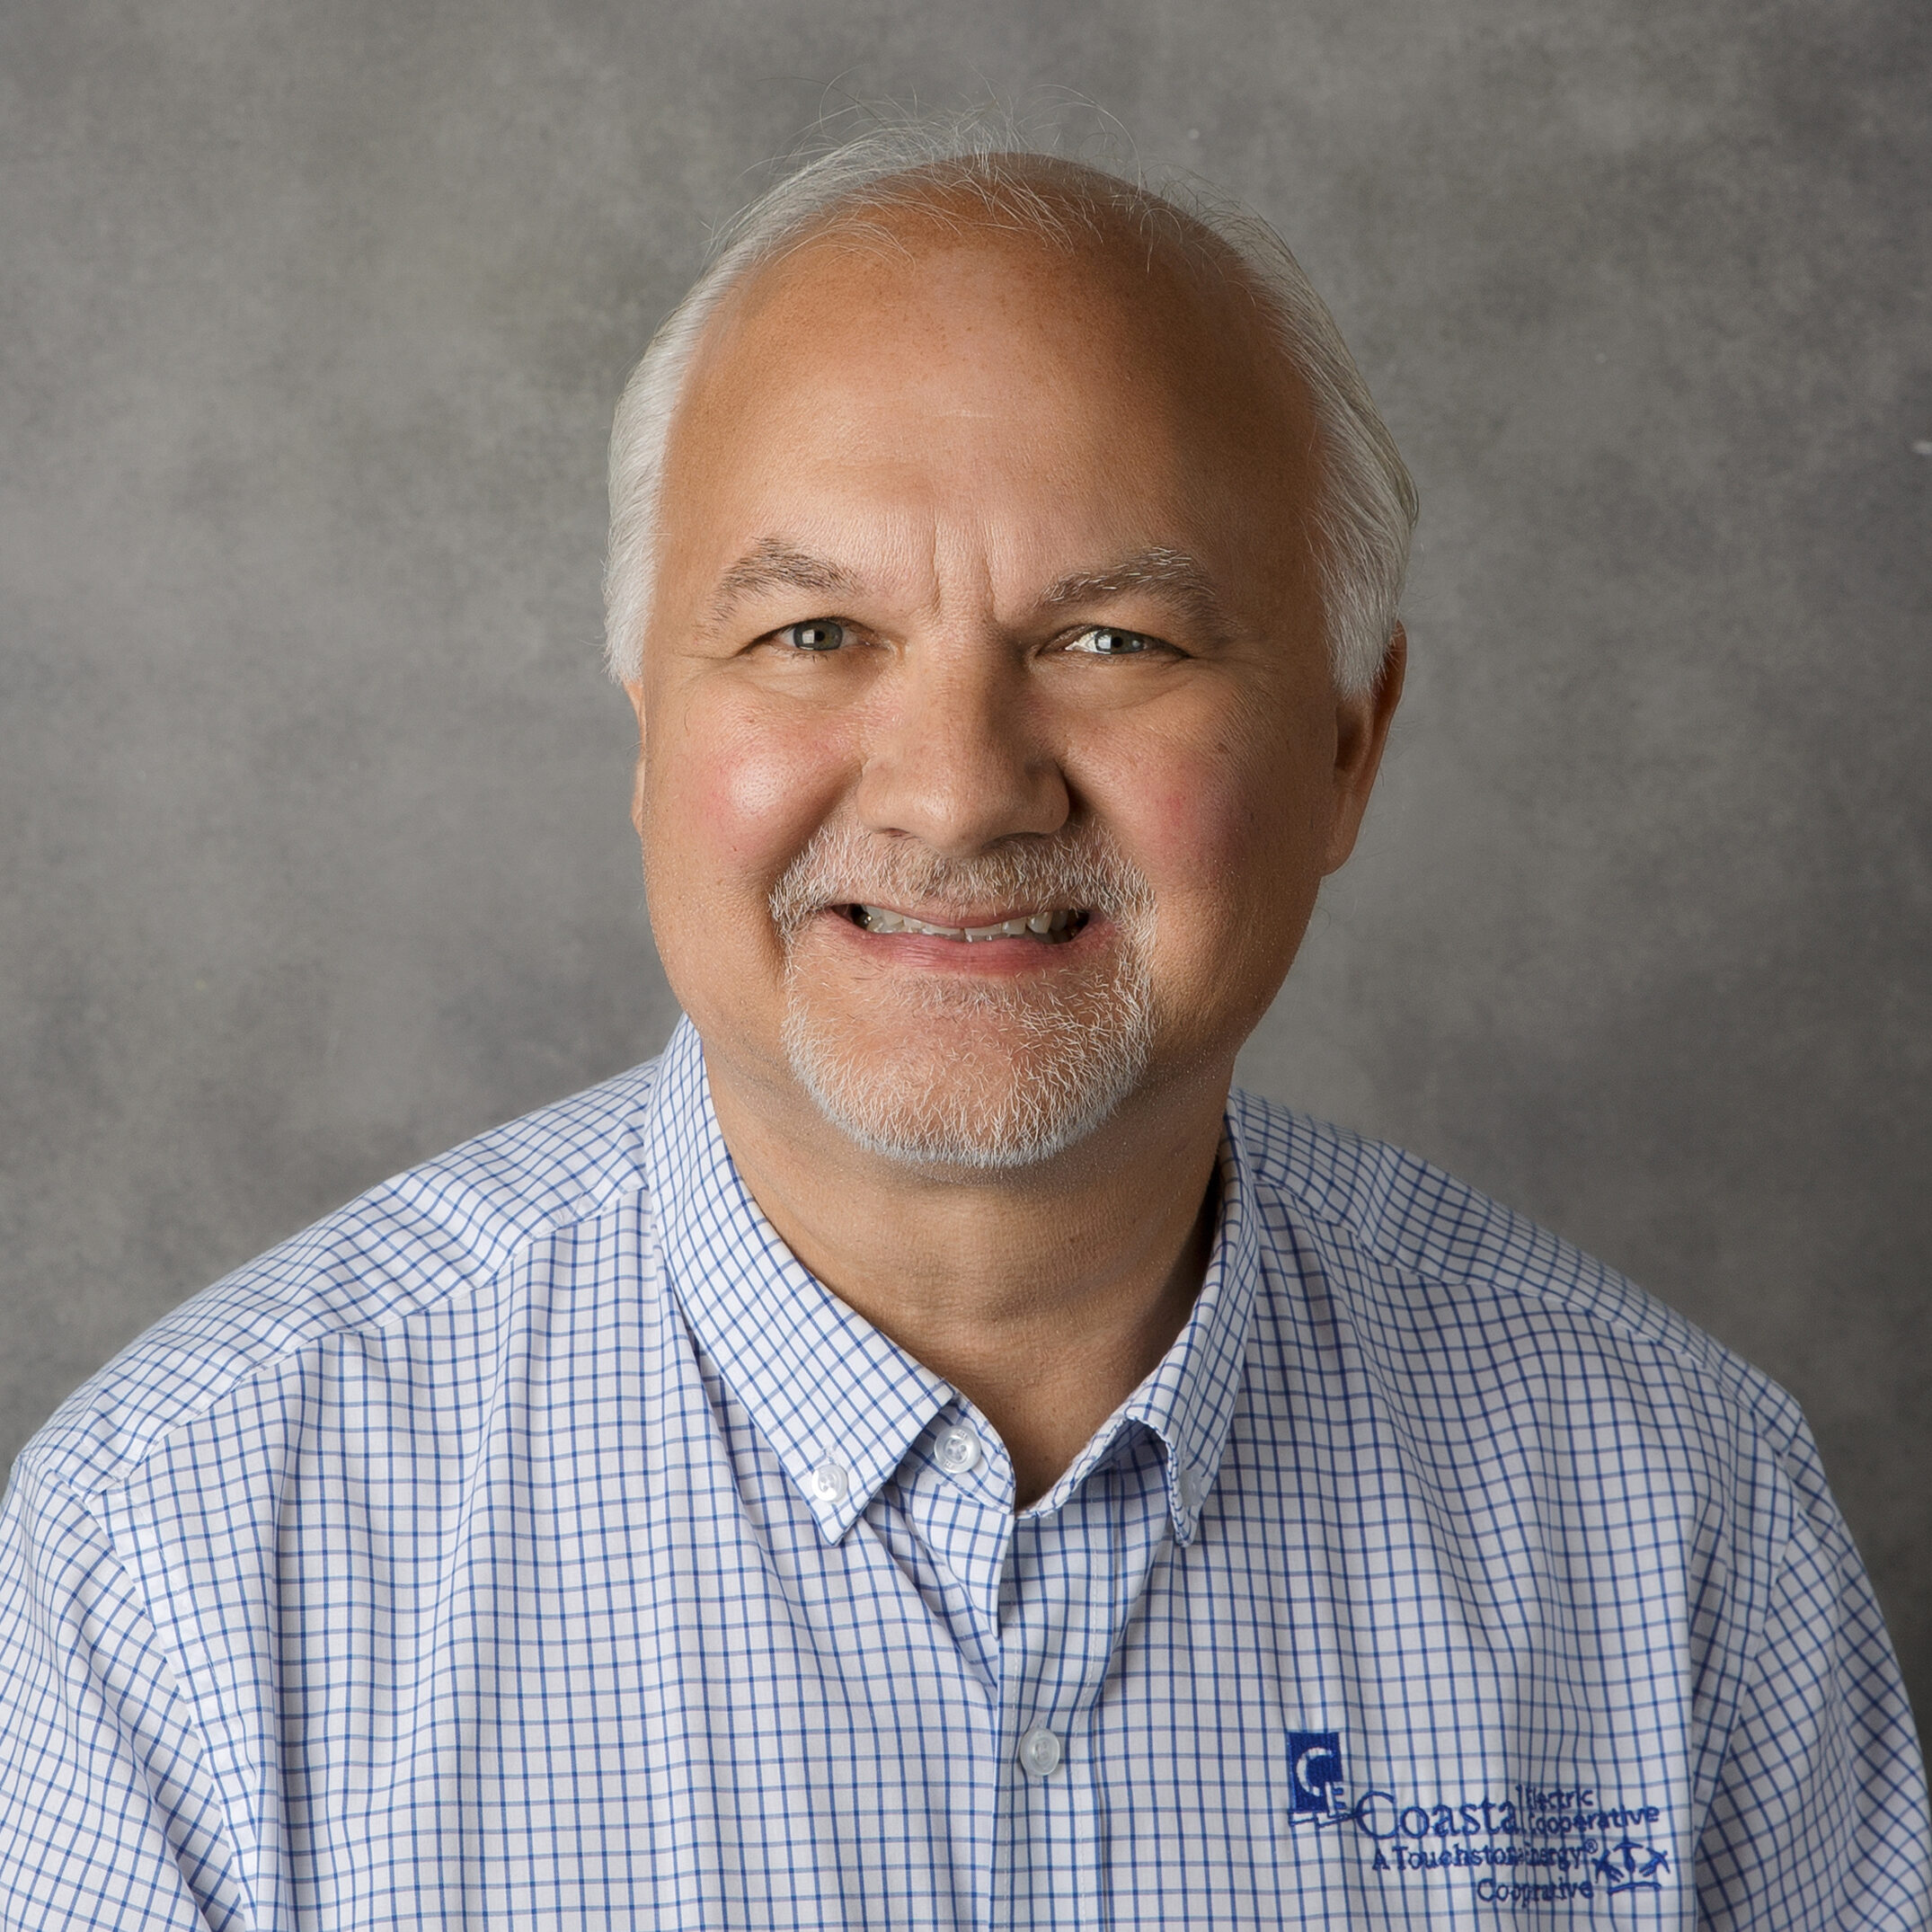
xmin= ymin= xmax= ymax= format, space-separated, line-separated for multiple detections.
xmin=845 ymin=904 xmax=1090 ymax=944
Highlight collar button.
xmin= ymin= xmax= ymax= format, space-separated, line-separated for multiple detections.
xmin=935 ymin=1426 xmax=982 ymax=1476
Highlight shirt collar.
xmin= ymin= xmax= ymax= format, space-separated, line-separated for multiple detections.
xmin=645 ymin=1017 xmax=952 ymax=1542
xmin=644 ymin=1015 xmax=1262 ymax=1546
xmin=1032 ymin=1112 xmax=1263 ymax=1546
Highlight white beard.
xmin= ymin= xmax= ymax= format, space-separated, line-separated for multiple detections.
xmin=770 ymin=820 xmax=1157 ymax=1170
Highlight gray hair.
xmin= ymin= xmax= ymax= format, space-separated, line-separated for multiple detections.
xmin=603 ymin=113 xmax=1417 ymax=696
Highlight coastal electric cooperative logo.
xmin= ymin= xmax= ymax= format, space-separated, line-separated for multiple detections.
xmin=1287 ymin=1733 xmax=1673 ymax=1908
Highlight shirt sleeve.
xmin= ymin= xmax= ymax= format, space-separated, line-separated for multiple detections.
xmin=0 ymin=1462 xmax=244 ymax=1931
xmin=1693 ymin=1436 xmax=1932 ymax=1929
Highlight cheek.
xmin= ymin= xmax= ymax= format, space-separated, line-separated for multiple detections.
xmin=645 ymin=687 xmax=856 ymax=899
xmin=1090 ymin=707 xmax=1332 ymax=994
xmin=1117 ymin=744 xmax=1300 ymax=905
xmin=641 ymin=687 xmax=861 ymax=1042
xmin=1135 ymin=768 xmax=1257 ymax=882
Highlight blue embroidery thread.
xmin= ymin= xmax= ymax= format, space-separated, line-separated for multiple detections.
xmin=1288 ymin=1732 xmax=1346 ymax=1818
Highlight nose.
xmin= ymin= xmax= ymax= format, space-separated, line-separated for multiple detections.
xmin=853 ymin=634 xmax=1069 ymax=858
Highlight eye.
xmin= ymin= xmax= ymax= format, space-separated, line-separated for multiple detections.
xmin=781 ymin=619 xmax=846 ymax=652
xmin=1064 ymin=625 xmax=1157 ymax=657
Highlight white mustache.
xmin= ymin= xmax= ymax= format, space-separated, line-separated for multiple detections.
xmin=768 ymin=819 xmax=1156 ymax=940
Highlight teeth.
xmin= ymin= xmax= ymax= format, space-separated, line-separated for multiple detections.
xmin=855 ymin=905 xmax=1082 ymax=942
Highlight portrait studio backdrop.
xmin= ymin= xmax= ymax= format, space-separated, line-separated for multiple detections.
xmin=3 ymin=1 xmax=1927 ymax=1721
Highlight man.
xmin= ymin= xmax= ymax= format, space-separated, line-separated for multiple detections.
xmin=3 ymin=121 xmax=1927 ymax=1928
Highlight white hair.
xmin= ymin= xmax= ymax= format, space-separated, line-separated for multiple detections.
xmin=603 ymin=111 xmax=1417 ymax=696
xmin=767 ymin=812 xmax=1157 ymax=1168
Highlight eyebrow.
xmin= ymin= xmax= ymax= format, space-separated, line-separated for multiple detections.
xmin=1038 ymin=547 xmax=1228 ymax=632
xmin=704 ymin=537 xmax=1229 ymax=636
xmin=706 ymin=539 xmax=862 ymax=630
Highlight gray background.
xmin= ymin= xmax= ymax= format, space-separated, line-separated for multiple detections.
xmin=3 ymin=0 xmax=1928 ymax=1728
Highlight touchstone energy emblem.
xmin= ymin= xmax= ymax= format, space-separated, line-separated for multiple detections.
xmin=1288 ymin=1732 xmax=1347 ymax=1818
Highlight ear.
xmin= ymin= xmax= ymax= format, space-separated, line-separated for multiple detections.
xmin=1322 ymin=623 xmax=1405 ymax=875
xmin=623 ymin=677 xmax=649 ymax=841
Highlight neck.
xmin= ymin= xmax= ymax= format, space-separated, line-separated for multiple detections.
xmin=704 ymin=1043 xmax=1228 ymax=1509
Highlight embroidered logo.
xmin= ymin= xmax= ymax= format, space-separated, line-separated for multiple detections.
xmin=1595 ymin=1837 xmax=1671 ymax=1893
xmin=1287 ymin=1732 xmax=1346 ymax=1818
xmin=1284 ymin=1759 xmax=1678 ymax=1905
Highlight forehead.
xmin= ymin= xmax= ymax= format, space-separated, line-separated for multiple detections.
xmin=656 ymin=192 xmax=1317 ymax=590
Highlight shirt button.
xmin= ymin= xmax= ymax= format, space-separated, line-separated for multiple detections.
xmin=1017 ymin=1725 xmax=1062 ymax=1777
xmin=935 ymin=1426 xmax=981 ymax=1476
xmin=1175 ymin=1460 xmax=1199 ymax=1511
xmin=811 ymin=1460 xmax=849 ymax=1503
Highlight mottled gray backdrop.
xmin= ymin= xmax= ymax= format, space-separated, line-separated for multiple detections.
xmin=3 ymin=0 xmax=1927 ymax=1722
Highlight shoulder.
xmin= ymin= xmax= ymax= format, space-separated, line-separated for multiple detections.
xmin=14 ymin=1058 xmax=666 ymax=1501
xmin=1229 ymin=1086 xmax=1810 ymax=1469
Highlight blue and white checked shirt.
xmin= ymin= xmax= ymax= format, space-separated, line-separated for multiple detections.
xmin=4 ymin=1015 xmax=1928 ymax=1928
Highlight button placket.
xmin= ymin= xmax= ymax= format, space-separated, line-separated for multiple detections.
xmin=994 ymin=1489 xmax=1139 ymax=1929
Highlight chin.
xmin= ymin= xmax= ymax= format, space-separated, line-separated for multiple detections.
xmin=780 ymin=971 xmax=1155 ymax=1172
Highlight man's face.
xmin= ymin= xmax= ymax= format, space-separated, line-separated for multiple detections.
xmin=631 ymin=205 xmax=1396 ymax=1170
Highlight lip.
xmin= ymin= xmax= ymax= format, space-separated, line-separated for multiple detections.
xmin=806 ymin=904 xmax=1112 ymax=976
